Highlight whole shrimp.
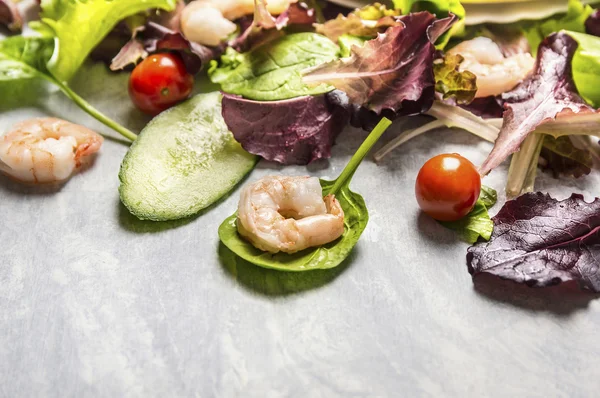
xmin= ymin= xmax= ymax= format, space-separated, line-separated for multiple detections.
xmin=0 ymin=118 xmax=103 ymax=184
xmin=181 ymin=0 xmax=293 ymax=46
xmin=448 ymin=37 xmax=535 ymax=98
xmin=237 ymin=176 xmax=345 ymax=254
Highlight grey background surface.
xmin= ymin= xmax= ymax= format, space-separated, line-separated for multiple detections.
xmin=2 ymin=61 xmax=600 ymax=397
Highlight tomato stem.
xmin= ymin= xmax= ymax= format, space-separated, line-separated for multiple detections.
xmin=329 ymin=117 xmax=392 ymax=195
xmin=54 ymin=80 xmax=138 ymax=142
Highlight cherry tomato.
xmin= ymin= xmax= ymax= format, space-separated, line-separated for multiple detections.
xmin=415 ymin=153 xmax=481 ymax=222
xmin=128 ymin=53 xmax=194 ymax=115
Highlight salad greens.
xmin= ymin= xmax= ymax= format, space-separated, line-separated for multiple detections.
xmin=304 ymin=12 xmax=454 ymax=116
xmin=0 ymin=35 xmax=138 ymax=141
xmin=440 ymin=186 xmax=497 ymax=243
xmin=468 ymin=192 xmax=600 ymax=292
xmin=32 ymin=0 xmax=177 ymax=83
xmin=119 ymin=92 xmax=258 ymax=221
xmin=221 ymin=91 xmax=350 ymax=165
xmin=433 ymin=53 xmax=477 ymax=103
xmin=2 ymin=0 xmax=600 ymax=285
xmin=219 ymin=117 xmax=392 ymax=272
xmin=479 ymin=31 xmax=595 ymax=176
xmin=209 ymin=33 xmax=338 ymax=101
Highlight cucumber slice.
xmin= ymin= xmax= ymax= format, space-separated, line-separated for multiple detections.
xmin=119 ymin=92 xmax=258 ymax=221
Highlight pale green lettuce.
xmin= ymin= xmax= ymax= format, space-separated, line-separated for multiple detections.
xmin=32 ymin=0 xmax=176 ymax=82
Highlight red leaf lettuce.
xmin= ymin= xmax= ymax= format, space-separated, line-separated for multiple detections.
xmin=221 ymin=91 xmax=350 ymax=165
xmin=479 ymin=32 xmax=595 ymax=176
xmin=468 ymin=192 xmax=600 ymax=292
xmin=303 ymin=12 xmax=455 ymax=121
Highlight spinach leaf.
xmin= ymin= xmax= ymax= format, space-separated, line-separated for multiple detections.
xmin=208 ymin=32 xmax=338 ymax=101
xmin=439 ymin=186 xmax=497 ymax=244
xmin=218 ymin=117 xmax=393 ymax=272
xmin=32 ymin=0 xmax=176 ymax=82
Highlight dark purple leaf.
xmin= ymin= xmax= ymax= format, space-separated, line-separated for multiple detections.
xmin=480 ymin=32 xmax=595 ymax=176
xmin=539 ymin=136 xmax=593 ymax=178
xmin=459 ymin=96 xmax=505 ymax=119
xmin=303 ymin=12 xmax=455 ymax=117
xmin=221 ymin=91 xmax=350 ymax=165
xmin=0 ymin=0 xmax=21 ymax=31
xmin=143 ymin=22 xmax=217 ymax=74
xmin=468 ymin=192 xmax=600 ymax=292
xmin=585 ymin=9 xmax=600 ymax=37
xmin=106 ymin=22 xmax=217 ymax=74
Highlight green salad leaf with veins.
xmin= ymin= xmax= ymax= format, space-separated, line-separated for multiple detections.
xmin=0 ymin=0 xmax=177 ymax=140
xmin=439 ymin=186 xmax=497 ymax=244
xmin=218 ymin=118 xmax=393 ymax=272
xmin=208 ymin=33 xmax=339 ymax=101
xmin=33 ymin=0 xmax=177 ymax=83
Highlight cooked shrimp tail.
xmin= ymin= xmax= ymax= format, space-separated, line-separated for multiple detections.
xmin=0 ymin=118 xmax=103 ymax=184
xmin=237 ymin=175 xmax=345 ymax=254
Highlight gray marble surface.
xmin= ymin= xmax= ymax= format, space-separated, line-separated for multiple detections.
xmin=2 ymin=62 xmax=600 ymax=398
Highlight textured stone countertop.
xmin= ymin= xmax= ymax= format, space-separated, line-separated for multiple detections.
xmin=1 ymin=62 xmax=600 ymax=397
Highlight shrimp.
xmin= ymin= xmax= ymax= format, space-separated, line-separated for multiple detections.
xmin=447 ymin=37 xmax=535 ymax=98
xmin=0 ymin=118 xmax=103 ymax=184
xmin=237 ymin=175 xmax=345 ymax=254
xmin=181 ymin=0 xmax=293 ymax=46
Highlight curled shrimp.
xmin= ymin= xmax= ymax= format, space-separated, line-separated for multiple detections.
xmin=448 ymin=37 xmax=535 ymax=98
xmin=181 ymin=0 xmax=293 ymax=46
xmin=237 ymin=175 xmax=345 ymax=254
xmin=0 ymin=118 xmax=103 ymax=184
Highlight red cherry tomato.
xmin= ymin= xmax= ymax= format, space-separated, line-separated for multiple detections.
xmin=415 ymin=153 xmax=481 ymax=222
xmin=128 ymin=53 xmax=194 ymax=115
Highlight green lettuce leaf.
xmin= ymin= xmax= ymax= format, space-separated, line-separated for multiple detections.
xmin=0 ymin=35 xmax=137 ymax=140
xmin=0 ymin=35 xmax=54 ymax=82
xmin=433 ymin=53 xmax=477 ymax=104
xmin=439 ymin=186 xmax=497 ymax=244
xmin=32 ymin=0 xmax=176 ymax=82
xmin=338 ymin=34 xmax=367 ymax=57
xmin=521 ymin=0 xmax=593 ymax=56
xmin=0 ymin=36 xmax=55 ymax=108
xmin=568 ymin=30 xmax=600 ymax=108
xmin=209 ymin=33 xmax=338 ymax=101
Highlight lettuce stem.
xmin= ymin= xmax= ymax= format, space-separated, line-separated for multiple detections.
xmin=329 ymin=117 xmax=392 ymax=195
xmin=54 ymin=80 xmax=138 ymax=142
xmin=505 ymin=134 xmax=544 ymax=198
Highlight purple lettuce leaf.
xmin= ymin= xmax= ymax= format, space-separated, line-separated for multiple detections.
xmin=110 ymin=38 xmax=148 ymax=71
xmin=468 ymin=192 xmax=600 ymax=292
xmin=108 ymin=22 xmax=218 ymax=74
xmin=459 ymin=96 xmax=505 ymax=119
xmin=0 ymin=0 xmax=21 ymax=31
xmin=585 ymin=9 xmax=600 ymax=37
xmin=539 ymin=136 xmax=593 ymax=178
xmin=221 ymin=91 xmax=350 ymax=165
xmin=303 ymin=12 xmax=455 ymax=117
xmin=479 ymin=32 xmax=595 ymax=176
